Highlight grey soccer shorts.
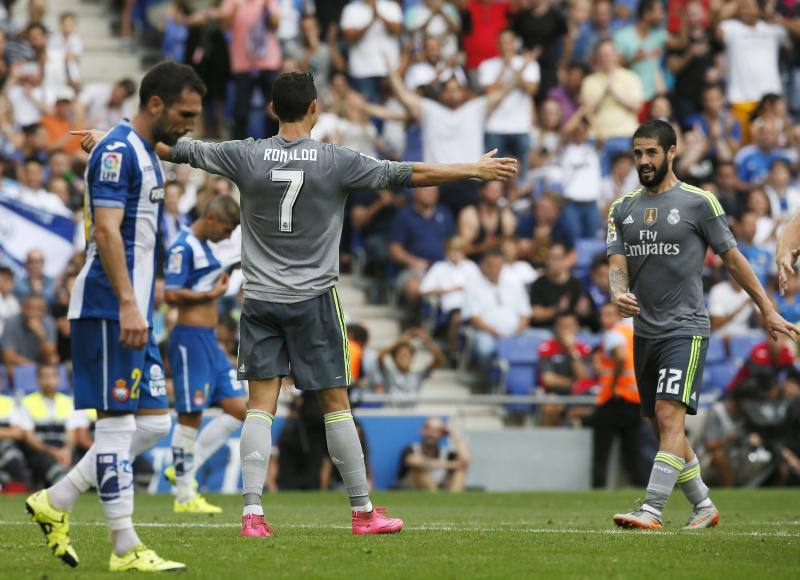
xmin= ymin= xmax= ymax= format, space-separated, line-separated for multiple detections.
xmin=633 ymin=335 xmax=708 ymax=417
xmin=237 ymin=289 xmax=351 ymax=390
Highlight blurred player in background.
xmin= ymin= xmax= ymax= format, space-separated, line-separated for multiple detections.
xmin=607 ymin=120 xmax=796 ymax=530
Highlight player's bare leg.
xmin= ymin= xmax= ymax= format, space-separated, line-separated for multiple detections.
xmin=316 ymin=387 xmax=403 ymax=535
xmin=239 ymin=378 xmax=280 ymax=537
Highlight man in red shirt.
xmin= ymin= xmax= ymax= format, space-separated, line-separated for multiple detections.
xmin=726 ymin=333 xmax=796 ymax=397
xmin=460 ymin=0 xmax=510 ymax=71
xmin=537 ymin=313 xmax=592 ymax=425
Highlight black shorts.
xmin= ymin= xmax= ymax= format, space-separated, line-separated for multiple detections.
xmin=237 ymin=289 xmax=351 ymax=390
xmin=633 ymin=335 xmax=708 ymax=418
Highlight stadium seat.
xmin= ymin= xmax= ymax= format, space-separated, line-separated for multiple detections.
xmin=573 ymin=238 xmax=607 ymax=281
xmin=57 ymin=365 xmax=71 ymax=394
xmin=495 ymin=331 xmax=552 ymax=365
xmin=729 ymin=334 xmax=764 ymax=364
xmin=703 ymin=363 xmax=738 ymax=393
xmin=706 ymin=336 xmax=726 ymax=365
xmin=13 ymin=364 xmax=38 ymax=395
xmin=504 ymin=365 xmax=536 ymax=414
xmin=576 ymin=331 xmax=602 ymax=350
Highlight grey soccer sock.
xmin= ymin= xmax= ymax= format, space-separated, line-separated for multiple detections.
xmin=324 ymin=410 xmax=371 ymax=510
xmin=677 ymin=456 xmax=711 ymax=507
xmin=643 ymin=451 xmax=685 ymax=515
xmin=240 ymin=409 xmax=273 ymax=515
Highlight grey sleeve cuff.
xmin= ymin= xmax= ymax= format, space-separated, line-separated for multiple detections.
xmin=387 ymin=161 xmax=414 ymax=187
xmin=170 ymin=139 xmax=192 ymax=164
xmin=712 ymin=237 xmax=737 ymax=255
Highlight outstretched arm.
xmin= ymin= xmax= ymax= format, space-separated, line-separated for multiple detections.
xmin=386 ymin=61 xmax=422 ymax=119
xmin=720 ymin=247 xmax=798 ymax=341
xmin=410 ymin=149 xmax=517 ymax=186
xmin=776 ymin=209 xmax=800 ymax=295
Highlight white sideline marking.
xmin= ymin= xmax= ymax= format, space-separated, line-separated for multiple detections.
xmin=2 ymin=521 xmax=799 ymax=538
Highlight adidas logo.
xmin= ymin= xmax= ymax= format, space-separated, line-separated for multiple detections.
xmin=239 ymin=363 xmax=246 ymax=373
xmin=623 ymin=215 xmax=634 ymax=224
xmin=691 ymin=392 xmax=697 ymax=401
xmin=244 ymin=451 xmax=263 ymax=461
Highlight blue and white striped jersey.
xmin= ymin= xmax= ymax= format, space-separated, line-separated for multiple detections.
xmin=68 ymin=120 xmax=166 ymax=323
xmin=164 ymin=226 xmax=224 ymax=292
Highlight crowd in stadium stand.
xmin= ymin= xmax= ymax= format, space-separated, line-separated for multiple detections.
xmin=1 ymin=0 xmax=800 ymax=491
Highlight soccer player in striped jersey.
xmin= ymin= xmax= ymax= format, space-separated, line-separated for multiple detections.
xmin=162 ymin=195 xmax=245 ymax=514
xmin=606 ymin=120 xmax=797 ymax=530
xmin=25 ymin=62 xmax=205 ymax=572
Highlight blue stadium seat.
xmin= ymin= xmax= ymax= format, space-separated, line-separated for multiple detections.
xmin=13 ymin=364 xmax=38 ymax=395
xmin=729 ymin=334 xmax=764 ymax=363
xmin=706 ymin=336 xmax=726 ymax=365
xmin=574 ymin=238 xmax=607 ymax=280
xmin=576 ymin=331 xmax=602 ymax=350
xmin=503 ymin=365 xmax=536 ymax=414
xmin=57 ymin=365 xmax=71 ymax=394
xmin=495 ymin=331 xmax=552 ymax=365
xmin=703 ymin=363 xmax=738 ymax=393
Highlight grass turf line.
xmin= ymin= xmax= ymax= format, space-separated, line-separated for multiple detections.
xmin=1 ymin=489 xmax=798 ymax=579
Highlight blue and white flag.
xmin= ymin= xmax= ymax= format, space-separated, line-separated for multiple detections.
xmin=0 ymin=193 xmax=76 ymax=278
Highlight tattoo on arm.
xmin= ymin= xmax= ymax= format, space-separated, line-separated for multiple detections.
xmin=609 ymin=266 xmax=629 ymax=297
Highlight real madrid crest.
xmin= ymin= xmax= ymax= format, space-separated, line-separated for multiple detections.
xmin=668 ymin=208 xmax=680 ymax=225
xmin=644 ymin=208 xmax=657 ymax=226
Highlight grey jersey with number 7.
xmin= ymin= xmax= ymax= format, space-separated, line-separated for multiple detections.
xmin=171 ymin=136 xmax=413 ymax=303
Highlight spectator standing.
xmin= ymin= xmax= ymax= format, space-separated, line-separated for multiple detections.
xmin=592 ymin=303 xmax=643 ymax=488
xmin=293 ymin=15 xmax=346 ymax=104
xmin=78 ymin=78 xmax=136 ymax=131
xmin=537 ymin=313 xmax=592 ymax=426
xmin=685 ymin=83 xmax=741 ymax=165
xmin=220 ymin=0 xmax=282 ymax=139
xmin=580 ymin=39 xmax=645 ymax=173
xmin=613 ymin=0 xmax=668 ymax=101
xmin=572 ymin=0 xmax=621 ymax=65
xmin=763 ymin=159 xmax=800 ymax=223
xmin=340 ymin=0 xmax=403 ymax=103
xmin=546 ymin=62 xmax=586 ymax=123
xmin=478 ymin=30 xmax=540 ymax=168
xmin=708 ymin=276 xmax=754 ymax=337
xmin=398 ymin=417 xmax=470 ymax=491
xmin=40 ymin=88 xmax=83 ymax=158
xmin=715 ymin=0 xmax=790 ymax=140
xmin=389 ymin=186 xmax=455 ymax=310
xmin=378 ymin=328 xmax=446 ymax=397
xmin=736 ymin=211 xmax=773 ymax=288
xmin=405 ymin=0 xmax=462 ymax=59
xmin=403 ymin=35 xmax=468 ymax=91
xmin=734 ymin=117 xmax=797 ymax=186
xmin=1 ymin=293 xmax=58 ymax=367
xmin=509 ymin=0 xmax=568 ymax=100
xmin=529 ymin=243 xmax=590 ymax=328
xmin=460 ymin=0 xmax=510 ymax=72
xmin=462 ymin=249 xmax=531 ymax=380
xmin=559 ymin=112 xmax=603 ymax=240
xmin=458 ymin=181 xmax=517 ymax=261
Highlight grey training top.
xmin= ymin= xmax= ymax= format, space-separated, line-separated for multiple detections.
xmin=172 ymin=136 xmax=413 ymax=303
xmin=606 ymin=181 xmax=737 ymax=339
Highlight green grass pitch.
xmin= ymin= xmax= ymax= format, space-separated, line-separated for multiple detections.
xmin=1 ymin=489 xmax=798 ymax=578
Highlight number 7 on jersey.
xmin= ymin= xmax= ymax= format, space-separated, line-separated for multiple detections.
xmin=271 ymin=169 xmax=305 ymax=232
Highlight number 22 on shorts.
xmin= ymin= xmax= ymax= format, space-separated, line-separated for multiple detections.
xmin=656 ymin=368 xmax=682 ymax=395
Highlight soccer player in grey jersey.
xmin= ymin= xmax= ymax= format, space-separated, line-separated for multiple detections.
xmin=607 ymin=120 xmax=797 ymax=530
xmin=152 ymin=72 xmax=516 ymax=536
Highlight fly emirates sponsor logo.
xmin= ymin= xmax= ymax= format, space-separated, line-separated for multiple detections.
xmin=624 ymin=230 xmax=680 ymax=256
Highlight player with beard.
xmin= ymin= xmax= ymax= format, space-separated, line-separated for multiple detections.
xmin=606 ymin=120 xmax=796 ymax=530
xmin=25 ymin=62 xmax=205 ymax=572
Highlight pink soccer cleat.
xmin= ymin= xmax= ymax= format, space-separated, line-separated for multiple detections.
xmin=240 ymin=514 xmax=274 ymax=538
xmin=352 ymin=506 xmax=404 ymax=535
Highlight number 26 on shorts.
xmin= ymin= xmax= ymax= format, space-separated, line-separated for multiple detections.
xmin=657 ymin=368 xmax=682 ymax=395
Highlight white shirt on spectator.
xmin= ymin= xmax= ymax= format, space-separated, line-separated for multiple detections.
xmin=462 ymin=274 xmax=531 ymax=336
xmin=341 ymin=0 xmax=402 ymax=79
xmin=7 ymin=84 xmax=50 ymax=126
xmin=0 ymin=292 xmax=20 ymax=337
xmin=420 ymin=258 xmax=480 ymax=313
xmin=560 ymin=142 xmax=602 ymax=203
xmin=478 ymin=55 xmax=540 ymax=135
xmin=500 ymin=261 xmax=538 ymax=288
xmin=420 ymin=97 xmax=486 ymax=164
xmin=79 ymin=82 xmax=134 ymax=130
xmin=765 ymin=184 xmax=800 ymax=222
xmin=708 ymin=280 xmax=754 ymax=338
xmin=15 ymin=187 xmax=71 ymax=216
xmin=405 ymin=3 xmax=461 ymax=58
xmin=599 ymin=170 xmax=640 ymax=207
xmin=310 ymin=112 xmax=342 ymax=142
xmin=405 ymin=61 xmax=467 ymax=90
xmin=719 ymin=19 xmax=787 ymax=103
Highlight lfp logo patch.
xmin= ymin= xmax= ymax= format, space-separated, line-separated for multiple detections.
xmin=112 ymin=379 xmax=130 ymax=402
xmin=100 ymin=152 xmax=123 ymax=182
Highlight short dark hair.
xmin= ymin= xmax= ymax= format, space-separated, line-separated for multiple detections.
xmin=0 ymin=266 xmax=13 ymax=278
xmin=139 ymin=61 xmax=206 ymax=110
xmin=482 ymin=247 xmax=504 ymax=262
xmin=272 ymin=72 xmax=317 ymax=123
xmin=117 ymin=78 xmax=137 ymax=98
xmin=633 ymin=119 xmax=676 ymax=152
xmin=637 ymin=0 xmax=660 ymax=19
xmin=770 ymin=158 xmax=792 ymax=172
xmin=203 ymin=194 xmax=240 ymax=225
xmin=22 ymin=123 xmax=41 ymax=136
xmin=25 ymin=22 xmax=47 ymax=36
xmin=347 ymin=323 xmax=369 ymax=345
xmin=164 ymin=179 xmax=184 ymax=193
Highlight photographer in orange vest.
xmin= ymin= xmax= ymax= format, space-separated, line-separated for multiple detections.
xmin=593 ymin=303 xmax=645 ymax=488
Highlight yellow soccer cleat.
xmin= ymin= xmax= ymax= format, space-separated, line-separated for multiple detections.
xmin=164 ymin=465 xmax=198 ymax=490
xmin=25 ymin=490 xmax=79 ymax=568
xmin=174 ymin=494 xmax=222 ymax=514
xmin=109 ymin=544 xmax=186 ymax=572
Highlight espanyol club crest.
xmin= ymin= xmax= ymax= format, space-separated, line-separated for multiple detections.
xmin=668 ymin=208 xmax=680 ymax=225
xmin=644 ymin=208 xmax=658 ymax=226
xmin=193 ymin=389 xmax=207 ymax=407
xmin=112 ymin=379 xmax=130 ymax=402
